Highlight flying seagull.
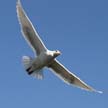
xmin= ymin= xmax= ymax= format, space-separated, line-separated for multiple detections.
xmin=16 ymin=0 xmax=102 ymax=93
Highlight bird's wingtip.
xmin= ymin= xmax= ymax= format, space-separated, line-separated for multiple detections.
xmin=96 ymin=90 xmax=103 ymax=94
xmin=17 ymin=0 xmax=21 ymax=5
xmin=92 ymin=89 xmax=103 ymax=94
xmin=16 ymin=0 xmax=22 ymax=7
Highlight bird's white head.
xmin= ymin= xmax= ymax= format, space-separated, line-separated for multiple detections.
xmin=46 ymin=50 xmax=61 ymax=59
xmin=53 ymin=50 xmax=61 ymax=57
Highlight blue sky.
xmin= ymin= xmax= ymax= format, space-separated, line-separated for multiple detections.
xmin=0 ymin=0 xmax=108 ymax=107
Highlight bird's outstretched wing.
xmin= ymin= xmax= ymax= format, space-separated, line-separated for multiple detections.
xmin=49 ymin=59 xmax=102 ymax=93
xmin=16 ymin=0 xmax=47 ymax=55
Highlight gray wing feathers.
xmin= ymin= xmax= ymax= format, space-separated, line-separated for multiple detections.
xmin=50 ymin=59 xmax=101 ymax=92
xmin=16 ymin=0 xmax=47 ymax=55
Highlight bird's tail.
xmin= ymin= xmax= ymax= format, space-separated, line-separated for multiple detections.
xmin=22 ymin=56 xmax=44 ymax=79
xmin=22 ymin=56 xmax=33 ymax=70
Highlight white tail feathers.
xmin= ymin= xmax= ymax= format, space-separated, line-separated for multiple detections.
xmin=31 ymin=69 xmax=44 ymax=79
xmin=22 ymin=56 xmax=33 ymax=70
xmin=22 ymin=56 xmax=44 ymax=79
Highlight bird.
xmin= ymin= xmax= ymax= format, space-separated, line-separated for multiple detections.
xmin=16 ymin=0 xmax=102 ymax=93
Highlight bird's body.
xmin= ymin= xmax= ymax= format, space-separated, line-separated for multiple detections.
xmin=26 ymin=50 xmax=61 ymax=74
xmin=17 ymin=0 xmax=102 ymax=93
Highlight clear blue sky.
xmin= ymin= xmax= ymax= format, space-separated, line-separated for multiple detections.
xmin=0 ymin=0 xmax=108 ymax=107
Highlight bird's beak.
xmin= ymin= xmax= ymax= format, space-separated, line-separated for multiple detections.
xmin=57 ymin=50 xmax=61 ymax=55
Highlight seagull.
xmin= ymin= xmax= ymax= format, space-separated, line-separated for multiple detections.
xmin=16 ymin=0 xmax=102 ymax=93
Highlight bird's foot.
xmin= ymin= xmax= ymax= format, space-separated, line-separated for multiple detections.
xmin=26 ymin=67 xmax=34 ymax=75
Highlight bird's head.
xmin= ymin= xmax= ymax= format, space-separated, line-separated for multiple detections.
xmin=53 ymin=50 xmax=61 ymax=57
xmin=46 ymin=50 xmax=61 ymax=59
